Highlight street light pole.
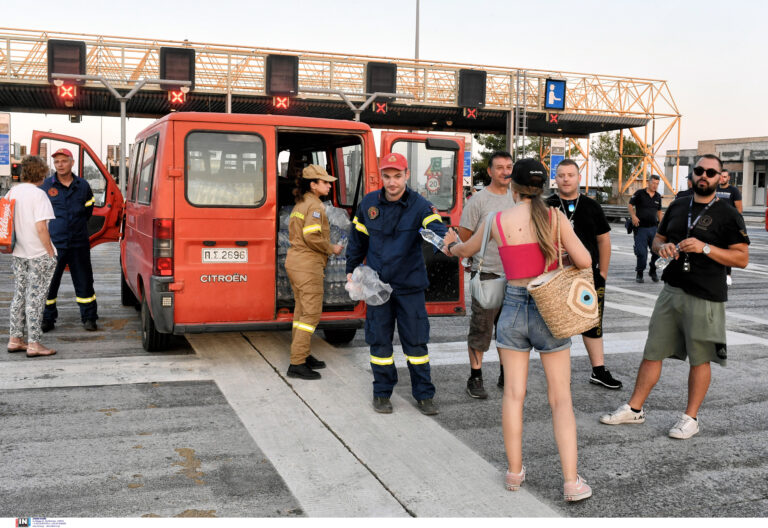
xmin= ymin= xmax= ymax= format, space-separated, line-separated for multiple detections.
xmin=415 ymin=0 xmax=420 ymax=61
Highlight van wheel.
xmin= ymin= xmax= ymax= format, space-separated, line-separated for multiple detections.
xmin=120 ymin=268 xmax=139 ymax=307
xmin=141 ymin=297 xmax=170 ymax=352
xmin=322 ymin=328 xmax=357 ymax=344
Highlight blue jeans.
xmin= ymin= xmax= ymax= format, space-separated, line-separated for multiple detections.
xmin=634 ymin=226 xmax=658 ymax=273
xmin=495 ymin=285 xmax=571 ymax=353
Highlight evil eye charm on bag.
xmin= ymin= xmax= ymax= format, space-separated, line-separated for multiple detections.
xmin=566 ymin=277 xmax=599 ymax=320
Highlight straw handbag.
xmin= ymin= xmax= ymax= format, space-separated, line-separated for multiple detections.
xmin=469 ymin=212 xmax=507 ymax=309
xmin=526 ymin=208 xmax=599 ymax=339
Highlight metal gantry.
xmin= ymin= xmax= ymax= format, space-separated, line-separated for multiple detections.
xmin=0 ymin=27 xmax=682 ymax=192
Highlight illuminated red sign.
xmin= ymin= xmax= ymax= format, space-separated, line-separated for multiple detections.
xmin=374 ymin=102 xmax=387 ymax=114
xmin=273 ymin=96 xmax=290 ymax=109
xmin=57 ymin=84 xmax=77 ymax=99
xmin=464 ymin=107 xmax=477 ymax=119
xmin=168 ymin=90 xmax=186 ymax=104
xmin=549 ymin=113 xmax=559 ymax=123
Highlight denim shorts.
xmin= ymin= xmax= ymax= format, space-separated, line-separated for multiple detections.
xmin=495 ymin=285 xmax=571 ymax=353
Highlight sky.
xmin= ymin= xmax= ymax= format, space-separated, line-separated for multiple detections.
xmin=3 ymin=0 xmax=768 ymax=190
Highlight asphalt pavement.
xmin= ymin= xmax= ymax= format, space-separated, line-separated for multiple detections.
xmin=1 ymin=221 xmax=766 ymax=518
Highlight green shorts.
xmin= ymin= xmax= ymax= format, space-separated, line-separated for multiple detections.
xmin=643 ymin=284 xmax=728 ymax=367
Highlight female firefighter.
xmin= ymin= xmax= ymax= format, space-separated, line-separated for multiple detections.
xmin=284 ymin=164 xmax=344 ymax=380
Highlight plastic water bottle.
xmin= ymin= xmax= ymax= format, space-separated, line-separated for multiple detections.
xmin=419 ymin=228 xmax=444 ymax=250
xmin=655 ymin=244 xmax=680 ymax=271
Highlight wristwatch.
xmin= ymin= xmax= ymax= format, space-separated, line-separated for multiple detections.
xmin=702 ymin=244 xmax=711 ymax=255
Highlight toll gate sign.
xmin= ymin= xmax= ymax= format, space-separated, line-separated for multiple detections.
xmin=544 ymin=79 xmax=566 ymax=111
xmin=0 ymin=113 xmax=10 ymax=177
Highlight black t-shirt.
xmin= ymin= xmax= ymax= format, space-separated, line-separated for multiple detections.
xmin=676 ymin=188 xmax=694 ymax=199
xmin=546 ymin=193 xmax=610 ymax=270
xmin=658 ymin=196 xmax=750 ymax=302
xmin=629 ymin=188 xmax=662 ymax=227
xmin=715 ymin=185 xmax=742 ymax=207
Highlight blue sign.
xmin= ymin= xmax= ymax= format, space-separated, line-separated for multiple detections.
xmin=550 ymin=154 xmax=564 ymax=188
xmin=0 ymin=134 xmax=9 ymax=165
xmin=463 ymin=150 xmax=472 ymax=181
xmin=544 ymin=79 xmax=566 ymax=111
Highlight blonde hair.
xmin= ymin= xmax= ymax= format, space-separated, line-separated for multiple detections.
xmin=511 ymin=181 xmax=557 ymax=268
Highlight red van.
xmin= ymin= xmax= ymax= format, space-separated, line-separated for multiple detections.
xmin=32 ymin=113 xmax=466 ymax=351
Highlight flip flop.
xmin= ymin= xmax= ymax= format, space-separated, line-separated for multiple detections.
xmin=26 ymin=347 xmax=56 ymax=358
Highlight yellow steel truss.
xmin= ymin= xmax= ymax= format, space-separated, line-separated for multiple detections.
xmin=0 ymin=27 xmax=681 ymax=193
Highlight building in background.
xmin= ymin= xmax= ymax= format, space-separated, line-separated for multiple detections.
xmin=666 ymin=137 xmax=768 ymax=207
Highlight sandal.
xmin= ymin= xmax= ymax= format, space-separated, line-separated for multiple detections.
xmin=26 ymin=345 xmax=56 ymax=358
xmin=7 ymin=339 xmax=28 ymax=353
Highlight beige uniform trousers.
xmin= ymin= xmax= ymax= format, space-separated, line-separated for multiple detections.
xmin=287 ymin=268 xmax=324 ymax=365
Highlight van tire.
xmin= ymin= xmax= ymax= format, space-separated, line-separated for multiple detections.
xmin=141 ymin=297 xmax=171 ymax=352
xmin=322 ymin=328 xmax=357 ymax=344
xmin=120 ymin=268 xmax=139 ymax=307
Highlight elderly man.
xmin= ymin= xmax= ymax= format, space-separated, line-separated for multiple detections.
xmin=628 ymin=174 xmax=663 ymax=283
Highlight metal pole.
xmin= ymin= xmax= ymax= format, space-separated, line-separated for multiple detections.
xmin=415 ymin=0 xmax=420 ymax=61
xmin=120 ymin=100 xmax=127 ymax=196
xmin=226 ymin=54 xmax=232 ymax=114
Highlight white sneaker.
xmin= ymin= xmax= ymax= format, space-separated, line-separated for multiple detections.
xmin=669 ymin=413 xmax=699 ymax=439
xmin=599 ymin=403 xmax=645 ymax=425
xmin=726 ymin=275 xmax=733 ymax=286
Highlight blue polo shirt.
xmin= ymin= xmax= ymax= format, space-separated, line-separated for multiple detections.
xmin=39 ymin=172 xmax=94 ymax=249
xmin=346 ymin=187 xmax=446 ymax=294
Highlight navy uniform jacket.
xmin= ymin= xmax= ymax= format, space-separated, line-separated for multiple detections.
xmin=39 ymin=172 xmax=95 ymax=249
xmin=346 ymin=187 xmax=447 ymax=294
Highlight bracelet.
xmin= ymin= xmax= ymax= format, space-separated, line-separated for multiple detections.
xmin=447 ymin=241 xmax=458 ymax=250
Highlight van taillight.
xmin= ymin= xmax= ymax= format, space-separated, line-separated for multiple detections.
xmin=153 ymin=218 xmax=174 ymax=276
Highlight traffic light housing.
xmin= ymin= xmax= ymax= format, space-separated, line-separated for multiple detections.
xmin=160 ymin=47 xmax=196 ymax=91
xmin=458 ymin=69 xmax=486 ymax=108
xmin=266 ymin=55 xmax=299 ymax=96
xmin=366 ymin=62 xmax=397 ymax=103
xmin=47 ymin=39 xmax=86 ymax=85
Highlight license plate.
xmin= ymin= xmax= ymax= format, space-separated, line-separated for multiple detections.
xmin=202 ymin=248 xmax=248 ymax=263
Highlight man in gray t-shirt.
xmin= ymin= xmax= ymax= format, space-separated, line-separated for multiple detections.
xmin=458 ymin=151 xmax=516 ymax=399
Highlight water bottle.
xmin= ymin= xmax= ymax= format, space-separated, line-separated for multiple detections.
xmin=419 ymin=228 xmax=444 ymax=250
xmin=655 ymin=244 xmax=680 ymax=271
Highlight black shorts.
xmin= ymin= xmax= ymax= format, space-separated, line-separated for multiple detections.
xmin=581 ymin=269 xmax=605 ymax=339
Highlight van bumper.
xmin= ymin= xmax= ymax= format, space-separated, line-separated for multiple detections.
xmin=149 ymin=276 xmax=175 ymax=334
xmin=175 ymin=319 xmax=364 ymax=335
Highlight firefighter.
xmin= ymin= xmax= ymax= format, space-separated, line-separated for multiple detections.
xmin=346 ymin=153 xmax=452 ymax=415
xmin=284 ymin=165 xmax=344 ymax=380
xmin=39 ymin=148 xmax=98 ymax=332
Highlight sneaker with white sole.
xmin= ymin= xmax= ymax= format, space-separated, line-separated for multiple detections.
xmin=599 ymin=403 xmax=645 ymax=425
xmin=668 ymin=413 xmax=699 ymax=439
xmin=505 ymin=466 xmax=525 ymax=491
xmin=564 ymin=475 xmax=592 ymax=502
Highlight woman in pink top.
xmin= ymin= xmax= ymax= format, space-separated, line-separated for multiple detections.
xmin=6 ymin=156 xmax=58 ymax=357
xmin=445 ymin=159 xmax=593 ymax=502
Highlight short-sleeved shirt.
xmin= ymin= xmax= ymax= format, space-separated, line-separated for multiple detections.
xmin=459 ymin=187 xmax=516 ymax=275
xmin=676 ymin=188 xmax=694 ymax=199
xmin=658 ymin=196 xmax=750 ymax=302
xmin=546 ymin=193 xmax=610 ymax=270
xmin=629 ymin=188 xmax=662 ymax=227
xmin=715 ymin=185 xmax=742 ymax=208
xmin=6 ymin=183 xmax=56 ymax=259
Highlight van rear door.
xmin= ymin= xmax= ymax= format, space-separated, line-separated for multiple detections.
xmin=30 ymin=131 xmax=124 ymax=246
xmin=380 ymin=132 xmax=466 ymax=316
xmin=171 ymin=122 xmax=277 ymax=326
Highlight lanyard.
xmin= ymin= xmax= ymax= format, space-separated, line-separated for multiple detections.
xmin=687 ymin=196 xmax=717 ymax=237
xmin=558 ymin=194 xmax=580 ymax=224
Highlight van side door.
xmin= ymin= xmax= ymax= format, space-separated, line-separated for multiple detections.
xmin=379 ymin=132 xmax=466 ymax=316
xmin=30 ymin=131 xmax=124 ymax=247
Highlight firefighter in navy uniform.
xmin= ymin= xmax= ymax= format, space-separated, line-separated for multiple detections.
xmin=346 ymin=153 xmax=452 ymax=415
xmin=284 ymin=165 xmax=344 ymax=380
xmin=39 ymin=148 xmax=98 ymax=332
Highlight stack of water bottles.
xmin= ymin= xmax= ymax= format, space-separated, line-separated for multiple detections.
xmin=277 ymin=206 xmax=294 ymax=302
xmin=323 ymin=201 xmax=352 ymax=305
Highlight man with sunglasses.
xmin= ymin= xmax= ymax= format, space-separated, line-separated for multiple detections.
xmin=628 ymin=174 xmax=663 ymax=283
xmin=600 ymin=154 xmax=750 ymax=439
xmin=715 ymin=168 xmax=743 ymax=286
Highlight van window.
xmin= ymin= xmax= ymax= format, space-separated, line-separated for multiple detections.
xmin=186 ymin=132 xmax=265 ymax=207
xmin=339 ymin=144 xmax=363 ymax=206
xmin=126 ymin=141 xmax=142 ymax=203
xmin=137 ymin=135 xmax=158 ymax=205
xmin=391 ymin=140 xmax=456 ymax=211
xmin=83 ymin=151 xmax=107 ymax=207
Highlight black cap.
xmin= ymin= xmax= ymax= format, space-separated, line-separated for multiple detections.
xmin=509 ymin=158 xmax=547 ymax=188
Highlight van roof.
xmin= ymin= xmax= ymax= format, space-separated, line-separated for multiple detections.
xmin=137 ymin=112 xmax=373 ymax=138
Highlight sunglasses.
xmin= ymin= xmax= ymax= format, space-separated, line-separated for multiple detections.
xmin=693 ymin=166 xmax=721 ymax=178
